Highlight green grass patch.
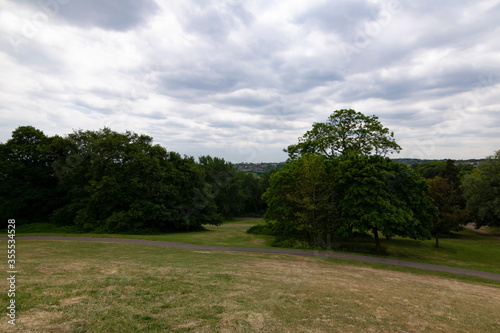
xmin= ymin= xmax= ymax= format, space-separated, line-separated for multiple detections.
xmin=12 ymin=220 xmax=500 ymax=274
xmin=486 ymin=226 xmax=500 ymax=234
xmin=248 ymin=223 xmax=500 ymax=274
xmin=379 ymin=229 xmax=500 ymax=273
xmin=1 ymin=241 xmax=499 ymax=332
xmin=14 ymin=220 xmax=274 ymax=249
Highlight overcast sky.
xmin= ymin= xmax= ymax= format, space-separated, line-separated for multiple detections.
xmin=1 ymin=0 xmax=499 ymax=162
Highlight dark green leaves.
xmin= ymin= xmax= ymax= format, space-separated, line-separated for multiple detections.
xmin=337 ymin=156 xmax=434 ymax=246
xmin=1 ymin=127 xmax=222 ymax=232
xmin=285 ymin=109 xmax=401 ymax=160
xmin=462 ymin=150 xmax=500 ymax=228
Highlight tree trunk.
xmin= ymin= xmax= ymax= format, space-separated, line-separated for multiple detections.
xmin=373 ymin=227 xmax=381 ymax=252
xmin=435 ymin=236 xmax=439 ymax=248
xmin=348 ymin=225 xmax=353 ymax=238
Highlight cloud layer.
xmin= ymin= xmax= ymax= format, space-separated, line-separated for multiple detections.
xmin=1 ymin=0 xmax=499 ymax=162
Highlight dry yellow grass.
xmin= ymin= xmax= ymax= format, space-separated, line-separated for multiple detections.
xmin=1 ymin=241 xmax=499 ymax=332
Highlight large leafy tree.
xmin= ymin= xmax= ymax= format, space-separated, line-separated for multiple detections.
xmin=427 ymin=177 xmax=468 ymax=247
xmin=1 ymin=126 xmax=221 ymax=232
xmin=58 ymin=128 xmax=221 ymax=232
xmin=336 ymin=155 xmax=435 ymax=252
xmin=285 ymin=109 xmax=401 ymax=160
xmin=461 ymin=150 xmax=500 ymax=228
xmin=262 ymin=154 xmax=339 ymax=247
xmin=0 ymin=126 xmax=63 ymax=225
xmin=265 ymin=110 xmax=439 ymax=251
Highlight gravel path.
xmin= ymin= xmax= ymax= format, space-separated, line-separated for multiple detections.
xmin=9 ymin=236 xmax=500 ymax=282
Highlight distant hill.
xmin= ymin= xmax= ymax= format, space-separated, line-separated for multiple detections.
xmin=393 ymin=158 xmax=486 ymax=167
xmin=234 ymin=158 xmax=487 ymax=173
xmin=234 ymin=162 xmax=285 ymax=173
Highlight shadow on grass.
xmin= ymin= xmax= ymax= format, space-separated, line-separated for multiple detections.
xmin=451 ymin=230 xmax=489 ymax=240
xmin=12 ymin=222 xmax=214 ymax=236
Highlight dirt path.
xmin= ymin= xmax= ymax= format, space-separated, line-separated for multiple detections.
xmin=7 ymin=236 xmax=500 ymax=282
xmin=464 ymin=223 xmax=500 ymax=238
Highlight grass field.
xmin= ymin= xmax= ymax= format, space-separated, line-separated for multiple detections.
xmin=14 ymin=220 xmax=274 ymax=248
xmin=1 ymin=240 xmax=499 ymax=332
xmin=15 ymin=220 xmax=500 ymax=274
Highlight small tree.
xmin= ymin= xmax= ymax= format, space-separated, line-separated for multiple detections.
xmin=285 ymin=109 xmax=401 ymax=160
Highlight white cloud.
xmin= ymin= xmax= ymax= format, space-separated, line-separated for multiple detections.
xmin=1 ymin=0 xmax=499 ymax=162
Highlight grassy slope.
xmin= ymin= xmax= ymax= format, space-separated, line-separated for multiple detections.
xmin=14 ymin=220 xmax=500 ymax=274
xmin=1 ymin=240 xmax=499 ymax=332
xmin=14 ymin=220 xmax=274 ymax=248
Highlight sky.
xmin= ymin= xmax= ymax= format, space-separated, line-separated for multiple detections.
xmin=1 ymin=0 xmax=499 ymax=162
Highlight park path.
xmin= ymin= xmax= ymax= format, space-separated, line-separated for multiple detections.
xmin=9 ymin=236 xmax=500 ymax=282
xmin=464 ymin=223 xmax=500 ymax=238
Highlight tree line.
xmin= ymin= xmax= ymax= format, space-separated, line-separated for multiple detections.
xmin=2 ymin=111 xmax=498 ymax=250
xmin=0 ymin=126 xmax=270 ymax=233
xmin=254 ymin=109 xmax=500 ymax=251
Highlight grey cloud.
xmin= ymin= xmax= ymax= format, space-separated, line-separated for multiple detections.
xmin=2 ymin=38 xmax=65 ymax=73
xmin=295 ymin=0 xmax=381 ymax=36
xmin=73 ymin=99 xmax=114 ymax=114
xmin=15 ymin=0 xmax=159 ymax=31
xmin=160 ymin=70 xmax=239 ymax=94
xmin=215 ymin=95 xmax=274 ymax=108
xmin=2 ymin=0 xmax=499 ymax=161
xmin=337 ymin=64 xmax=497 ymax=103
xmin=179 ymin=1 xmax=254 ymax=41
xmin=133 ymin=111 xmax=167 ymax=120
xmin=279 ymin=67 xmax=344 ymax=93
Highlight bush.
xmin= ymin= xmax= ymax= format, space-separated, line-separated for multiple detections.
xmin=271 ymin=238 xmax=313 ymax=249
xmin=246 ymin=224 xmax=273 ymax=235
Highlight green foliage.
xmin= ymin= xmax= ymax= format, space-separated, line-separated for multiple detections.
xmin=427 ymin=177 xmax=468 ymax=247
xmin=262 ymin=154 xmax=340 ymax=248
xmin=440 ymin=160 xmax=461 ymax=187
xmin=267 ymin=110 xmax=438 ymax=252
xmin=412 ymin=161 xmax=446 ymax=179
xmin=462 ymin=150 xmax=500 ymax=228
xmin=284 ymin=109 xmax=401 ymax=160
xmin=64 ymin=129 xmax=222 ymax=232
xmin=198 ymin=155 xmax=266 ymax=217
xmin=1 ymin=127 xmax=222 ymax=232
xmin=439 ymin=159 xmax=466 ymax=208
xmin=336 ymin=155 xmax=435 ymax=251
xmin=0 ymin=126 xmax=63 ymax=224
xmin=246 ymin=224 xmax=273 ymax=236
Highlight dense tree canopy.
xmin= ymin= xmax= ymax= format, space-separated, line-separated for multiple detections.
xmin=336 ymin=155 xmax=435 ymax=251
xmin=427 ymin=177 xmax=468 ymax=247
xmin=284 ymin=109 xmax=401 ymax=160
xmin=0 ymin=126 xmax=60 ymax=224
xmin=262 ymin=153 xmax=436 ymax=251
xmin=262 ymin=154 xmax=339 ymax=247
xmin=1 ymin=127 xmax=224 ymax=232
xmin=462 ymin=150 xmax=500 ymax=228
xmin=262 ymin=110 xmax=441 ymax=252
xmin=198 ymin=155 xmax=266 ymax=218
xmin=412 ymin=161 xmax=447 ymax=179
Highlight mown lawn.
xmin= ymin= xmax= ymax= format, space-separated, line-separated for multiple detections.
xmin=14 ymin=220 xmax=500 ymax=274
xmin=14 ymin=220 xmax=274 ymax=248
xmin=1 ymin=240 xmax=499 ymax=332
